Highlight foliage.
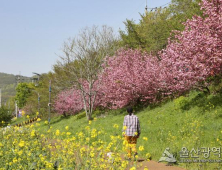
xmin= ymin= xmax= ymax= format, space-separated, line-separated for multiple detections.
xmin=55 ymin=0 xmax=222 ymax=112
xmin=24 ymin=73 xmax=56 ymax=118
xmin=15 ymin=83 xmax=33 ymax=108
xmin=99 ymin=49 xmax=160 ymax=109
xmin=120 ymin=0 xmax=202 ymax=54
xmin=174 ymin=96 xmax=190 ymax=110
xmin=54 ymin=89 xmax=83 ymax=115
xmin=99 ymin=0 xmax=222 ymax=108
xmin=0 ymin=106 xmax=12 ymax=126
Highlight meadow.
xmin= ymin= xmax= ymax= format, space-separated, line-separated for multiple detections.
xmin=1 ymin=89 xmax=222 ymax=170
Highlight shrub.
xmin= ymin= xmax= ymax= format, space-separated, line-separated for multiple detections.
xmin=174 ymin=96 xmax=190 ymax=110
xmin=0 ymin=106 xmax=12 ymax=126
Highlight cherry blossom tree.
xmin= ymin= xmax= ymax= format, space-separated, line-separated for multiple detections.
xmin=54 ymin=0 xmax=222 ymax=112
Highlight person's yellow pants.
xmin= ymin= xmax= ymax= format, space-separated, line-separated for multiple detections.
xmin=124 ymin=136 xmax=138 ymax=158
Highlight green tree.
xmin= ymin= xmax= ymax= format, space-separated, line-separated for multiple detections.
xmin=120 ymin=0 xmax=202 ymax=55
xmin=24 ymin=73 xmax=56 ymax=118
xmin=15 ymin=83 xmax=33 ymax=108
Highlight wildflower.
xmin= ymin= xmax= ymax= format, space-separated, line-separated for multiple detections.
xmin=90 ymin=151 xmax=95 ymax=158
xmin=139 ymin=146 xmax=144 ymax=151
xmin=56 ymin=130 xmax=60 ymax=136
xmin=36 ymin=112 xmax=39 ymax=116
xmin=144 ymin=166 xmax=149 ymax=170
xmin=89 ymin=120 xmax=92 ymax=125
xmin=85 ymin=126 xmax=90 ymax=131
xmin=44 ymin=121 xmax=48 ymax=124
xmin=65 ymin=126 xmax=69 ymax=130
xmin=21 ymin=111 xmax=25 ymax=116
xmin=37 ymin=118 xmax=41 ymax=121
xmin=143 ymin=137 xmax=148 ymax=141
xmin=123 ymin=126 xmax=127 ymax=130
xmin=66 ymin=132 xmax=71 ymax=136
xmin=26 ymin=115 xmax=30 ymax=119
xmin=113 ymin=124 xmax=119 ymax=129
xmin=18 ymin=150 xmax=23 ymax=156
xmin=31 ymin=130 xmax=35 ymax=137
xmin=13 ymin=158 xmax=18 ymax=163
xmin=130 ymin=167 xmax=136 ymax=170
xmin=18 ymin=140 xmax=25 ymax=147
xmin=146 ymin=153 xmax=151 ymax=159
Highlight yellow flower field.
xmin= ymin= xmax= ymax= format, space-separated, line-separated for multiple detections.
xmin=0 ymin=121 xmax=150 ymax=170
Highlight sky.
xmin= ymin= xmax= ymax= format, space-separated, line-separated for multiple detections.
xmin=0 ymin=0 xmax=170 ymax=77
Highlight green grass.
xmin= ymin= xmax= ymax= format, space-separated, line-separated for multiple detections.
xmin=11 ymin=89 xmax=222 ymax=170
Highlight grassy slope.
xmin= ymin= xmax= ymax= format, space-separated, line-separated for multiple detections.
xmin=12 ymin=89 xmax=222 ymax=170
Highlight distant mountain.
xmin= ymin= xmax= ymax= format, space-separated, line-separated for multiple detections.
xmin=0 ymin=72 xmax=31 ymax=104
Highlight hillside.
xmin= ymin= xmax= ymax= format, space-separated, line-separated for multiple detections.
xmin=0 ymin=72 xmax=16 ymax=86
xmin=11 ymin=85 xmax=222 ymax=170
xmin=0 ymin=72 xmax=16 ymax=104
xmin=0 ymin=72 xmax=31 ymax=104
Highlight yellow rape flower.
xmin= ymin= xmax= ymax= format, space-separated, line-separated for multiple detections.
xmin=21 ymin=111 xmax=25 ymax=116
xmin=56 ymin=130 xmax=60 ymax=136
xmin=123 ymin=126 xmax=127 ymax=130
xmin=90 ymin=151 xmax=95 ymax=158
xmin=18 ymin=140 xmax=25 ymax=147
xmin=18 ymin=150 xmax=23 ymax=156
xmin=143 ymin=137 xmax=148 ymax=141
xmin=139 ymin=145 xmax=144 ymax=151
xmin=146 ymin=153 xmax=151 ymax=159
xmin=113 ymin=124 xmax=119 ymax=129
xmin=85 ymin=126 xmax=90 ymax=131
xmin=31 ymin=130 xmax=35 ymax=137
xmin=13 ymin=158 xmax=18 ymax=163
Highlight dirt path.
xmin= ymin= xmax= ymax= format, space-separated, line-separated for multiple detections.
xmin=138 ymin=160 xmax=186 ymax=170
xmin=126 ymin=159 xmax=186 ymax=170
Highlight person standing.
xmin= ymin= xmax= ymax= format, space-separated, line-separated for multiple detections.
xmin=123 ymin=106 xmax=141 ymax=159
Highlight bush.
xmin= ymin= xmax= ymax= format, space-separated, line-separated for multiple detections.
xmin=174 ymin=96 xmax=190 ymax=110
xmin=0 ymin=106 xmax=12 ymax=126
xmin=76 ymin=111 xmax=86 ymax=120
